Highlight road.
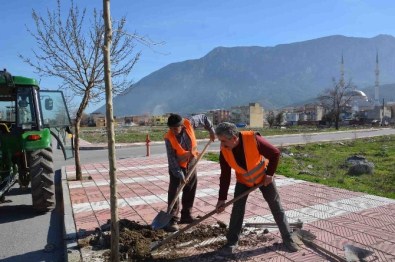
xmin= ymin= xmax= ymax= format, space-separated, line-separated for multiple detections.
xmin=266 ymin=127 xmax=395 ymax=146
xmin=0 ymin=145 xmax=68 ymax=262
xmin=70 ymin=127 xmax=395 ymax=164
xmin=0 ymin=128 xmax=394 ymax=261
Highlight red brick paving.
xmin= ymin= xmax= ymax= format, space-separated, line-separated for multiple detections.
xmin=65 ymin=155 xmax=395 ymax=261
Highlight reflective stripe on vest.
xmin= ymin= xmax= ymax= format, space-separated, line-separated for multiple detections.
xmin=164 ymin=119 xmax=198 ymax=168
xmin=221 ymin=131 xmax=269 ymax=187
xmin=241 ymin=159 xmax=267 ymax=184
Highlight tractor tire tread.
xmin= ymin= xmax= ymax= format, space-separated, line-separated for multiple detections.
xmin=28 ymin=148 xmax=55 ymax=212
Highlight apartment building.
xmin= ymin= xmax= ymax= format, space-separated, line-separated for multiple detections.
xmin=208 ymin=109 xmax=230 ymax=125
xmin=229 ymin=102 xmax=264 ymax=128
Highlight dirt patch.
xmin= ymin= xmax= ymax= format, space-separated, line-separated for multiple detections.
xmin=79 ymin=219 xmax=230 ymax=261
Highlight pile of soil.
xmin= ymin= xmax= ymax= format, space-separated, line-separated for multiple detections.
xmin=79 ymin=219 xmax=230 ymax=261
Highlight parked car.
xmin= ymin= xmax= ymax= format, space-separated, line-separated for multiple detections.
xmin=236 ymin=122 xmax=247 ymax=128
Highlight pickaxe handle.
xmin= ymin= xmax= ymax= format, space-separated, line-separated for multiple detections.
xmin=244 ymin=220 xmax=303 ymax=229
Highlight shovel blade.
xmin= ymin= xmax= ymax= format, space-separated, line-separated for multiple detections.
xmin=344 ymin=244 xmax=374 ymax=261
xmin=294 ymin=229 xmax=316 ymax=242
xmin=150 ymin=240 xmax=160 ymax=252
xmin=151 ymin=210 xmax=172 ymax=230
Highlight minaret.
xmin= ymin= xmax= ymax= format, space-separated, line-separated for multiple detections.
xmin=374 ymin=52 xmax=380 ymax=106
xmin=340 ymin=52 xmax=345 ymax=89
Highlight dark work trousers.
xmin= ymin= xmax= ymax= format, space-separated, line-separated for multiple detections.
xmin=168 ymin=158 xmax=198 ymax=220
xmin=227 ymin=180 xmax=292 ymax=245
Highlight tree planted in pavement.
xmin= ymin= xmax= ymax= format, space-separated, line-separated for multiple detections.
xmin=21 ymin=0 xmax=141 ymax=179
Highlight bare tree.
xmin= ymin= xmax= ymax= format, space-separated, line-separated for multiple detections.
xmin=20 ymin=0 xmax=141 ymax=179
xmin=102 ymin=1 xmax=119 ymax=260
xmin=319 ymin=78 xmax=355 ymax=130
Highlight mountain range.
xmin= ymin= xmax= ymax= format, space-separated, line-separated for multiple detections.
xmin=95 ymin=34 xmax=395 ymax=116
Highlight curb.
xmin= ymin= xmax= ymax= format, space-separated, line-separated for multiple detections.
xmin=62 ymin=166 xmax=82 ymax=261
xmin=79 ymin=141 xmax=165 ymax=150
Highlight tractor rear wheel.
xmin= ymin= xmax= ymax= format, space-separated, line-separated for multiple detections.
xmin=28 ymin=148 xmax=55 ymax=212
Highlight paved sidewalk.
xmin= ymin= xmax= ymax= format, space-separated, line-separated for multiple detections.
xmin=77 ymin=138 xmax=156 ymax=150
xmin=63 ymin=155 xmax=395 ymax=261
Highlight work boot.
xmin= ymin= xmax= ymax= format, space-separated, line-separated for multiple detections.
xmin=179 ymin=215 xmax=197 ymax=224
xmin=163 ymin=219 xmax=179 ymax=232
xmin=218 ymin=242 xmax=238 ymax=256
xmin=283 ymin=238 xmax=299 ymax=252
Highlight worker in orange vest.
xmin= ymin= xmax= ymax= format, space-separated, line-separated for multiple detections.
xmin=215 ymin=122 xmax=299 ymax=255
xmin=164 ymin=113 xmax=215 ymax=232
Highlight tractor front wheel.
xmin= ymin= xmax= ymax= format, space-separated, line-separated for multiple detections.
xmin=28 ymin=148 xmax=55 ymax=212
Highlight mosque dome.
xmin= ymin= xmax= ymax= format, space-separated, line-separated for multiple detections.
xmin=348 ymin=90 xmax=368 ymax=97
xmin=344 ymin=90 xmax=369 ymax=102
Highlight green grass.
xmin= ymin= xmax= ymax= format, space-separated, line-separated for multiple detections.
xmin=80 ymin=125 xmax=372 ymax=143
xmin=80 ymin=126 xmax=214 ymax=143
xmin=80 ymin=126 xmax=394 ymax=199
xmin=205 ymin=152 xmax=220 ymax=162
xmin=203 ymin=135 xmax=395 ymax=199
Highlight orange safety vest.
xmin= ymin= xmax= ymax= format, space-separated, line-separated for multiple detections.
xmin=165 ymin=119 xmax=198 ymax=168
xmin=221 ymin=131 xmax=269 ymax=187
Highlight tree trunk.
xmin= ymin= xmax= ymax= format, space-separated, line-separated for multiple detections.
xmin=335 ymin=113 xmax=340 ymax=130
xmin=74 ymin=118 xmax=82 ymax=180
xmin=73 ymin=90 xmax=90 ymax=181
xmin=103 ymin=0 xmax=119 ymax=261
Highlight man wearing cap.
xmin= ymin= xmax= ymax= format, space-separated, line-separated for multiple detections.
xmin=164 ymin=113 xmax=215 ymax=232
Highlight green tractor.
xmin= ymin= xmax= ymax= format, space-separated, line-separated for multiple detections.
xmin=0 ymin=69 xmax=74 ymax=212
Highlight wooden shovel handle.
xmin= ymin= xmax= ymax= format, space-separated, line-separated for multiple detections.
xmin=167 ymin=140 xmax=212 ymax=213
xmin=151 ymin=180 xmax=265 ymax=251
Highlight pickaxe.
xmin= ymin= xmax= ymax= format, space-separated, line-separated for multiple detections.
xmin=244 ymin=219 xmax=303 ymax=230
xmin=294 ymin=229 xmax=373 ymax=262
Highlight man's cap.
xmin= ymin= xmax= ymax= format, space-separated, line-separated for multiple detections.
xmin=167 ymin=114 xmax=184 ymax=127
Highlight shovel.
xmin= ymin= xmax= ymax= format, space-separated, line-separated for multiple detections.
xmin=150 ymin=180 xmax=266 ymax=251
xmin=151 ymin=140 xmax=212 ymax=230
xmin=294 ymin=229 xmax=373 ymax=262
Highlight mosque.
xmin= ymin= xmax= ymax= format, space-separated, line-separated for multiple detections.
xmin=340 ymin=53 xmax=393 ymax=125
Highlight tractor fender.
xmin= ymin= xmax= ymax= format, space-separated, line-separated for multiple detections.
xmin=22 ymin=128 xmax=52 ymax=151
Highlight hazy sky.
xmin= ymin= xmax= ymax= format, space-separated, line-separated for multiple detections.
xmin=1 ymin=0 xmax=394 ymax=112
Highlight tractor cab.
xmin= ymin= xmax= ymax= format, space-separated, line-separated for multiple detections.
xmin=0 ymin=69 xmax=73 ymax=159
xmin=0 ymin=69 xmax=74 ymax=210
